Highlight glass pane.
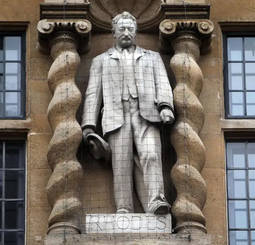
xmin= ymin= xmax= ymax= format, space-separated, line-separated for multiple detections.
xmin=250 ymin=200 xmax=255 ymax=228
xmin=245 ymin=37 xmax=255 ymax=61
xmin=229 ymin=231 xmax=248 ymax=245
xmin=229 ymin=63 xmax=243 ymax=90
xmin=5 ymin=201 xmax=25 ymax=229
xmin=0 ymin=202 xmax=2 ymax=229
xmin=248 ymin=143 xmax=255 ymax=168
xmin=4 ymin=36 xmax=21 ymax=61
xmin=249 ymin=170 xmax=255 ymax=198
xmin=6 ymin=75 xmax=20 ymax=90
xmin=0 ymin=75 xmax=3 ymax=91
xmin=5 ymin=63 xmax=19 ymax=75
xmin=228 ymin=170 xmax=247 ymax=198
xmin=0 ymin=38 xmax=3 ymax=60
xmin=245 ymin=63 xmax=255 ymax=90
xmin=227 ymin=143 xmax=246 ymax=168
xmin=5 ymin=232 xmax=24 ymax=245
xmin=6 ymin=142 xmax=24 ymax=168
xmin=0 ymin=171 xmax=2 ymax=198
xmin=252 ymin=231 xmax=255 ymax=244
xmin=4 ymin=232 xmax=17 ymax=245
xmin=0 ymin=143 xmax=2 ymax=168
xmin=229 ymin=92 xmax=244 ymax=116
xmin=0 ymin=92 xmax=3 ymax=117
xmin=228 ymin=200 xmax=248 ymax=229
xmin=5 ymin=171 xmax=25 ymax=199
xmin=247 ymin=105 xmax=255 ymax=116
xmin=0 ymin=63 xmax=3 ymax=90
xmin=246 ymin=92 xmax=255 ymax=116
xmin=246 ymin=92 xmax=255 ymax=103
xmin=228 ymin=38 xmax=243 ymax=61
xmin=5 ymin=92 xmax=21 ymax=117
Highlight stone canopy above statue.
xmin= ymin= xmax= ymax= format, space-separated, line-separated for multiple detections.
xmin=90 ymin=0 xmax=162 ymax=31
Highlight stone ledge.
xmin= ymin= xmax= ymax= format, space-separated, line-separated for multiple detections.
xmin=45 ymin=233 xmax=212 ymax=245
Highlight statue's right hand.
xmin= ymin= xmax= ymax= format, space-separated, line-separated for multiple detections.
xmin=82 ymin=128 xmax=95 ymax=143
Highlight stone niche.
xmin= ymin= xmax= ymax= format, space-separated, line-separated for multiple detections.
xmin=74 ymin=0 xmax=177 ymax=238
xmin=38 ymin=0 xmax=214 ymax=244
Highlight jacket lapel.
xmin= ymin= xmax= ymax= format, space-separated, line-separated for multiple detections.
xmin=134 ymin=46 xmax=146 ymax=60
xmin=107 ymin=48 xmax=122 ymax=102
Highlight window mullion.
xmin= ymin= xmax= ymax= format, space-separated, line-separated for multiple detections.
xmin=245 ymin=142 xmax=252 ymax=244
xmin=243 ymin=37 xmax=247 ymax=116
xmin=2 ymin=142 xmax=5 ymax=244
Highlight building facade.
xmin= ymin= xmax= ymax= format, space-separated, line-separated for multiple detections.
xmin=0 ymin=0 xmax=254 ymax=244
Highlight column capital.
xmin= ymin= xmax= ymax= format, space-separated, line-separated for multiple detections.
xmin=160 ymin=19 xmax=214 ymax=38
xmin=159 ymin=19 xmax=214 ymax=53
xmin=37 ymin=2 xmax=92 ymax=54
xmin=159 ymin=1 xmax=214 ymax=53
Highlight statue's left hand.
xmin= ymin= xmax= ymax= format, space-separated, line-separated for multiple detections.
xmin=160 ymin=108 xmax=174 ymax=124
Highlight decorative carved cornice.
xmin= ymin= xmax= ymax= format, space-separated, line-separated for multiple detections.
xmin=88 ymin=0 xmax=162 ymax=32
xmin=38 ymin=2 xmax=92 ymax=53
xmin=161 ymin=2 xmax=210 ymax=19
xmin=37 ymin=19 xmax=92 ymax=53
xmin=159 ymin=19 xmax=214 ymax=52
xmin=40 ymin=2 xmax=90 ymax=19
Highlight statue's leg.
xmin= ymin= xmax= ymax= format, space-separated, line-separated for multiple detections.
xmin=130 ymin=98 xmax=170 ymax=213
xmin=107 ymin=101 xmax=134 ymax=213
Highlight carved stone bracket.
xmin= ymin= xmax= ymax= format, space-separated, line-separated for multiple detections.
xmin=159 ymin=17 xmax=214 ymax=234
xmin=37 ymin=2 xmax=92 ymax=237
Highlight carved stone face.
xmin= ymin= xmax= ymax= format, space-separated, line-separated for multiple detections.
xmin=113 ymin=18 xmax=136 ymax=49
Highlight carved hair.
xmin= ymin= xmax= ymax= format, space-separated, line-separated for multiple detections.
xmin=112 ymin=11 xmax=137 ymax=32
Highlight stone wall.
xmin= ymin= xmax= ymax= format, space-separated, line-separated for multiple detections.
xmin=0 ymin=0 xmax=254 ymax=244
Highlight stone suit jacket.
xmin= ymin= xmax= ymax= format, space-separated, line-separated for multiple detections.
xmin=81 ymin=46 xmax=174 ymax=136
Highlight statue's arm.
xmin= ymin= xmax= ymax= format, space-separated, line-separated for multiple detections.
xmin=81 ymin=56 xmax=103 ymax=132
xmin=153 ymin=52 xmax=174 ymax=113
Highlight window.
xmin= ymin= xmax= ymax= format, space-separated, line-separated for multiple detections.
xmin=0 ymin=34 xmax=25 ymax=118
xmin=0 ymin=141 xmax=25 ymax=245
xmin=224 ymin=36 xmax=255 ymax=118
xmin=226 ymin=142 xmax=255 ymax=245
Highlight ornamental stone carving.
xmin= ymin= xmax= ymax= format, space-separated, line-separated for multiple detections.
xmin=89 ymin=0 xmax=162 ymax=31
xmin=159 ymin=5 xmax=214 ymax=234
xmin=37 ymin=1 xmax=92 ymax=236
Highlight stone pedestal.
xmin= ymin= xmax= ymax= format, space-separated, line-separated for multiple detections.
xmin=84 ymin=214 xmax=172 ymax=234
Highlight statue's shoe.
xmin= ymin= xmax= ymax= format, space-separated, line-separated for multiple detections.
xmin=116 ymin=208 xmax=130 ymax=214
xmin=152 ymin=202 xmax=171 ymax=215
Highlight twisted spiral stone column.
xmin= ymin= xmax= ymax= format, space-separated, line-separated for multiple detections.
xmin=170 ymin=34 xmax=206 ymax=233
xmin=45 ymin=33 xmax=83 ymax=234
xmin=38 ymin=17 xmax=92 ymax=235
xmin=160 ymin=20 xmax=214 ymax=234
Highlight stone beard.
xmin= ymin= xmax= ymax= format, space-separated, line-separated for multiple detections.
xmin=82 ymin=11 xmax=174 ymax=215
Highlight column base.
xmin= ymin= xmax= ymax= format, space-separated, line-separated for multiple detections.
xmin=174 ymin=221 xmax=207 ymax=234
xmin=47 ymin=222 xmax=80 ymax=235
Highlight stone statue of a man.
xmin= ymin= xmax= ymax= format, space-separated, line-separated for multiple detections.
xmin=82 ymin=12 xmax=174 ymax=215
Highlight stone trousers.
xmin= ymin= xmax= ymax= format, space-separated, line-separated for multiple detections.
xmin=107 ymin=98 xmax=168 ymax=213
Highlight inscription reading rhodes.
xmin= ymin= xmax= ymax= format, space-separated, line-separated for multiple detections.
xmin=85 ymin=213 xmax=172 ymax=233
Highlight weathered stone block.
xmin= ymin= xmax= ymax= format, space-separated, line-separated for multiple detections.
xmin=84 ymin=213 xmax=172 ymax=234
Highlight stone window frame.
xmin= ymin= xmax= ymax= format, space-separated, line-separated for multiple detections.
xmin=226 ymin=140 xmax=255 ymax=245
xmin=0 ymin=140 xmax=26 ymax=245
xmin=223 ymin=33 xmax=255 ymax=119
xmin=0 ymin=32 xmax=26 ymax=119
